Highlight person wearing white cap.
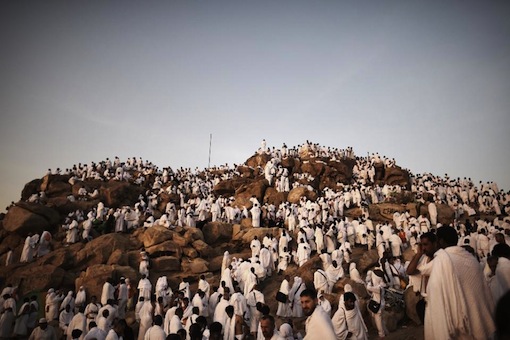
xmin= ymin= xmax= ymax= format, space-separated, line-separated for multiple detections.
xmin=28 ymin=318 xmax=57 ymax=340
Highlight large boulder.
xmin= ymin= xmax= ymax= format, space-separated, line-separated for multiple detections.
xmin=234 ymin=180 xmax=268 ymax=209
xmin=245 ymin=153 xmax=272 ymax=168
xmin=47 ymin=181 xmax=72 ymax=198
xmin=191 ymin=240 xmax=214 ymax=258
xmin=75 ymin=233 xmax=134 ymax=270
xmin=107 ymin=249 xmax=129 ymax=266
xmin=0 ymin=232 xmax=23 ymax=256
xmin=75 ymin=264 xmax=137 ymax=300
xmin=202 ymin=222 xmax=233 ymax=245
xmin=299 ymin=159 xmax=326 ymax=178
xmin=263 ymin=188 xmax=288 ymax=207
xmin=145 ymin=240 xmax=182 ymax=258
xmin=3 ymin=202 xmax=60 ymax=235
xmin=368 ymin=203 xmax=407 ymax=223
xmin=152 ymin=256 xmax=180 ymax=272
xmin=21 ymin=178 xmax=43 ymax=201
xmin=357 ymin=249 xmax=380 ymax=273
xmin=183 ymin=227 xmax=204 ymax=243
xmin=102 ymin=181 xmax=144 ymax=208
xmin=212 ymin=177 xmax=254 ymax=197
xmin=35 ymin=243 xmax=82 ymax=270
xmin=135 ymin=226 xmax=174 ymax=249
xmin=237 ymin=227 xmax=281 ymax=244
xmin=383 ymin=166 xmax=411 ymax=188
xmin=280 ymin=157 xmax=300 ymax=174
xmin=181 ymin=258 xmax=209 ymax=274
xmin=10 ymin=264 xmax=67 ymax=295
xmin=287 ymin=187 xmax=317 ymax=204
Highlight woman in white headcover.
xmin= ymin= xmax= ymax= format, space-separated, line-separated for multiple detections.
xmin=279 ymin=322 xmax=294 ymax=340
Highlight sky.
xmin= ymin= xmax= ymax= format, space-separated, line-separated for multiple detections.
xmin=1 ymin=1 xmax=509 ymax=212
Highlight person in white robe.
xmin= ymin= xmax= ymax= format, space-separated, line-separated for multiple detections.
xmin=84 ymin=321 xmax=107 ymax=340
xmin=428 ymin=201 xmax=438 ymax=226
xmin=289 ymin=277 xmax=306 ymax=318
xmin=389 ymin=232 xmax=403 ymax=257
xmin=425 ymin=226 xmax=495 ymax=340
xmin=251 ymin=236 xmax=262 ymax=257
xmin=300 ymin=289 xmax=336 ymax=340
xmin=67 ymin=306 xmax=86 ymax=340
xmin=75 ymin=286 xmax=87 ymax=310
xmin=332 ymin=292 xmax=368 ymax=340
xmin=318 ymin=293 xmax=332 ymax=316
xmin=198 ymin=275 xmax=211 ymax=299
xmin=349 ymin=262 xmax=364 ymax=284
xmin=325 ymin=260 xmax=344 ymax=293
xmin=61 ymin=291 xmax=75 ymax=312
xmin=251 ymin=203 xmax=262 ymax=228
xmin=366 ymin=270 xmax=387 ymax=338
xmin=296 ymin=239 xmax=310 ymax=267
xmin=20 ymin=235 xmax=35 ymax=263
xmin=28 ymin=318 xmax=57 ymax=340
xmin=313 ymin=268 xmax=329 ymax=296
xmin=279 ymin=323 xmax=294 ymax=340
xmin=59 ymin=304 xmax=74 ymax=336
xmin=101 ymin=279 xmax=115 ymax=306
xmin=117 ymin=278 xmax=128 ymax=319
xmin=137 ymin=300 xmax=153 ymax=340
xmin=144 ymin=315 xmax=166 ymax=340
xmin=66 ymin=220 xmax=79 ymax=244
xmin=213 ymin=289 xmax=231 ymax=327
xmin=13 ymin=297 xmax=30 ymax=337
xmin=138 ymin=275 xmax=152 ymax=300
xmin=246 ymin=284 xmax=265 ymax=337
xmin=276 ymin=276 xmax=291 ymax=318
xmin=277 ymin=247 xmax=291 ymax=273
xmin=47 ymin=290 xmax=64 ymax=321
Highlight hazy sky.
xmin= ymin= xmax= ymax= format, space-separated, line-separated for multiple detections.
xmin=1 ymin=1 xmax=509 ymax=212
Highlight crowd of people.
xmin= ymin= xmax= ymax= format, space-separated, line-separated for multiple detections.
xmin=2 ymin=140 xmax=510 ymax=339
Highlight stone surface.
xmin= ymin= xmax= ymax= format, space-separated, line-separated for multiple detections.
xmin=75 ymin=233 xmax=134 ymax=270
xmin=3 ymin=203 xmax=58 ymax=235
xmin=136 ymin=225 xmax=174 ymax=249
xmin=234 ymin=180 xmax=268 ymax=209
xmin=181 ymin=258 xmax=209 ymax=274
xmin=75 ymin=264 xmax=137 ymax=300
xmin=287 ymin=187 xmax=317 ymax=204
xmin=152 ymin=256 xmax=180 ymax=272
xmin=202 ymin=222 xmax=233 ymax=245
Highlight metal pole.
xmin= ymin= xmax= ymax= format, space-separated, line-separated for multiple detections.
xmin=208 ymin=133 xmax=212 ymax=168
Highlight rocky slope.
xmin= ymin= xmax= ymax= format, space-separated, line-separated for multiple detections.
xmin=0 ymin=147 xmax=467 ymax=336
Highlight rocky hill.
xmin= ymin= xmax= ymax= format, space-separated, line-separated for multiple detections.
xmin=1 ymin=144 xmax=492 ymax=337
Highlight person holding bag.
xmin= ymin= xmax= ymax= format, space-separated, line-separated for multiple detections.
xmin=366 ymin=269 xmax=388 ymax=338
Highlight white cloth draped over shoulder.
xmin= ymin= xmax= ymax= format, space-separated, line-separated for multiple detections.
xmin=425 ymin=247 xmax=495 ymax=340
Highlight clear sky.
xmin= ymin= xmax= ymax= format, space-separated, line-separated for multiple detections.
xmin=1 ymin=1 xmax=509 ymax=212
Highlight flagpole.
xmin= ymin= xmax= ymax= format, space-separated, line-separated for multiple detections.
xmin=208 ymin=133 xmax=212 ymax=168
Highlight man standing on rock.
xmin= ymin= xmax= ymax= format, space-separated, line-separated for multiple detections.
xmin=300 ymin=288 xmax=336 ymax=340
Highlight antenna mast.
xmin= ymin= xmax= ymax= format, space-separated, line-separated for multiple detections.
xmin=208 ymin=133 xmax=212 ymax=168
